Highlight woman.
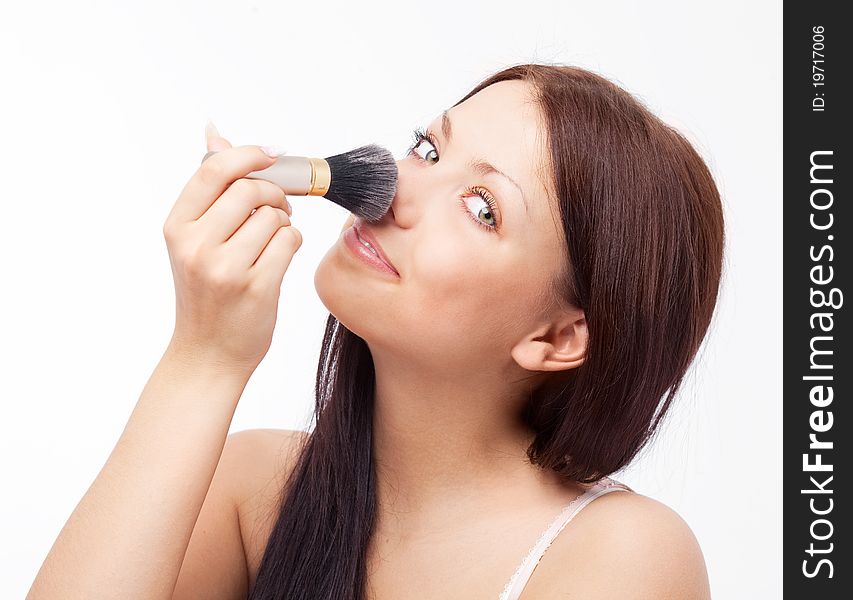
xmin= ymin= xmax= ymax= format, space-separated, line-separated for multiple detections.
xmin=28 ymin=64 xmax=722 ymax=599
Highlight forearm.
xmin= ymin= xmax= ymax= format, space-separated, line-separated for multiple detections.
xmin=27 ymin=343 xmax=254 ymax=600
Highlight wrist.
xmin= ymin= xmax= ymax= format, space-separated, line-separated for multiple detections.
xmin=163 ymin=338 xmax=258 ymax=381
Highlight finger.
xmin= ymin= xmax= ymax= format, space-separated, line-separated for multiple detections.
xmin=171 ymin=144 xmax=278 ymax=224
xmin=197 ymin=177 xmax=291 ymax=243
xmin=205 ymin=121 xmax=232 ymax=152
xmin=252 ymin=225 xmax=303 ymax=285
xmin=225 ymin=205 xmax=292 ymax=268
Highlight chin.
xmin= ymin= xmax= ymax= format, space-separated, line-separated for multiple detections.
xmin=313 ymin=247 xmax=378 ymax=342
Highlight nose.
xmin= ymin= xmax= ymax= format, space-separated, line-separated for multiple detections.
xmin=383 ymin=158 xmax=422 ymax=229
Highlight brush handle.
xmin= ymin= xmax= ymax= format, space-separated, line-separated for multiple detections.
xmin=201 ymin=151 xmax=330 ymax=196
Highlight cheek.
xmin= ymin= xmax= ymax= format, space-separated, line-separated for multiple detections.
xmin=404 ymin=237 xmax=559 ymax=343
xmin=415 ymin=241 xmax=470 ymax=286
xmin=403 ymin=240 xmax=522 ymax=334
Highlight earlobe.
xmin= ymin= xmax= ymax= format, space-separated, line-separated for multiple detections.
xmin=510 ymin=312 xmax=588 ymax=373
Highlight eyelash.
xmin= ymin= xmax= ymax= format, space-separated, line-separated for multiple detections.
xmin=405 ymin=127 xmax=500 ymax=232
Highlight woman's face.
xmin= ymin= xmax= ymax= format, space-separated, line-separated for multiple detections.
xmin=314 ymin=80 xmax=569 ymax=373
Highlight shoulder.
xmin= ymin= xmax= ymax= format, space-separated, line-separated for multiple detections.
xmin=224 ymin=427 xmax=311 ymax=507
xmin=224 ymin=428 xmax=310 ymax=470
xmin=223 ymin=428 xmax=311 ymax=583
xmin=531 ymin=489 xmax=711 ymax=599
xmin=172 ymin=428 xmax=310 ymax=598
xmin=220 ymin=428 xmax=310 ymax=500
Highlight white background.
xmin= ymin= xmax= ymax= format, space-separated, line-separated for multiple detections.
xmin=0 ymin=1 xmax=780 ymax=597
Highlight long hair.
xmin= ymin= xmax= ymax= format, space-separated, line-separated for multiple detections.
xmin=247 ymin=63 xmax=725 ymax=599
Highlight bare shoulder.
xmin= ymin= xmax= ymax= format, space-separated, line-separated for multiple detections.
xmin=528 ymin=489 xmax=711 ymax=599
xmin=223 ymin=428 xmax=310 ymax=508
xmin=226 ymin=428 xmax=310 ymax=479
xmin=225 ymin=428 xmax=311 ymax=585
xmin=172 ymin=428 xmax=310 ymax=599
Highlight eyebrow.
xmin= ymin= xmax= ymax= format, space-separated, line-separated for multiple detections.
xmin=439 ymin=110 xmax=529 ymax=215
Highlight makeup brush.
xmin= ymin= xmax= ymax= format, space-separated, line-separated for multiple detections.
xmin=201 ymin=144 xmax=397 ymax=222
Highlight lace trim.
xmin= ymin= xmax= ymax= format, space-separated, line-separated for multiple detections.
xmin=497 ymin=476 xmax=632 ymax=600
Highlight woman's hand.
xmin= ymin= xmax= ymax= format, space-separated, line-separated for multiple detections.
xmin=162 ymin=125 xmax=302 ymax=374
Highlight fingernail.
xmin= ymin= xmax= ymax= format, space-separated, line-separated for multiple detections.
xmin=285 ymin=199 xmax=293 ymax=214
xmin=260 ymin=145 xmax=288 ymax=158
xmin=205 ymin=119 xmax=220 ymax=141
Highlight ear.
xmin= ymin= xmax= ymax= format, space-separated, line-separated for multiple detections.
xmin=510 ymin=308 xmax=587 ymax=372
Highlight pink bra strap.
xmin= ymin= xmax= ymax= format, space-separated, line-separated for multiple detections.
xmin=498 ymin=476 xmax=633 ymax=600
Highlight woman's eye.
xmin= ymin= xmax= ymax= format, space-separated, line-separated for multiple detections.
xmin=412 ymin=136 xmax=438 ymax=164
xmin=462 ymin=195 xmax=497 ymax=228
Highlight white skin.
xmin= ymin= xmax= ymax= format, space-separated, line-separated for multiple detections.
xmin=314 ymin=80 xmax=590 ymax=537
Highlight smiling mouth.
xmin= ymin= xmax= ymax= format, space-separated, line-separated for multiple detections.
xmin=355 ymin=228 xmax=379 ymax=256
xmin=352 ymin=221 xmax=399 ymax=275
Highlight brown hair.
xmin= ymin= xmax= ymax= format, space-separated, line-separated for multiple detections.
xmin=247 ymin=63 xmax=725 ymax=599
xmin=453 ymin=64 xmax=725 ymax=482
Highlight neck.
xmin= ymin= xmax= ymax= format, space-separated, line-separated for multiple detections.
xmin=367 ymin=343 xmax=572 ymax=533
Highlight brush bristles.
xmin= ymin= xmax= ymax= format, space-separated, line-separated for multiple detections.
xmin=323 ymin=144 xmax=397 ymax=222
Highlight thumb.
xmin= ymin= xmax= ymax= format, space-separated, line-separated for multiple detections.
xmin=205 ymin=120 xmax=232 ymax=152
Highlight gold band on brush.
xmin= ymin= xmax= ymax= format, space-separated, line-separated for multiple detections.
xmin=307 ymin=158 xmax=331 ymax=196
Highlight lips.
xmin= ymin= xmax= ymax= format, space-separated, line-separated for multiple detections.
xmin=352 ymin=217 xmax=399 ymax=275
